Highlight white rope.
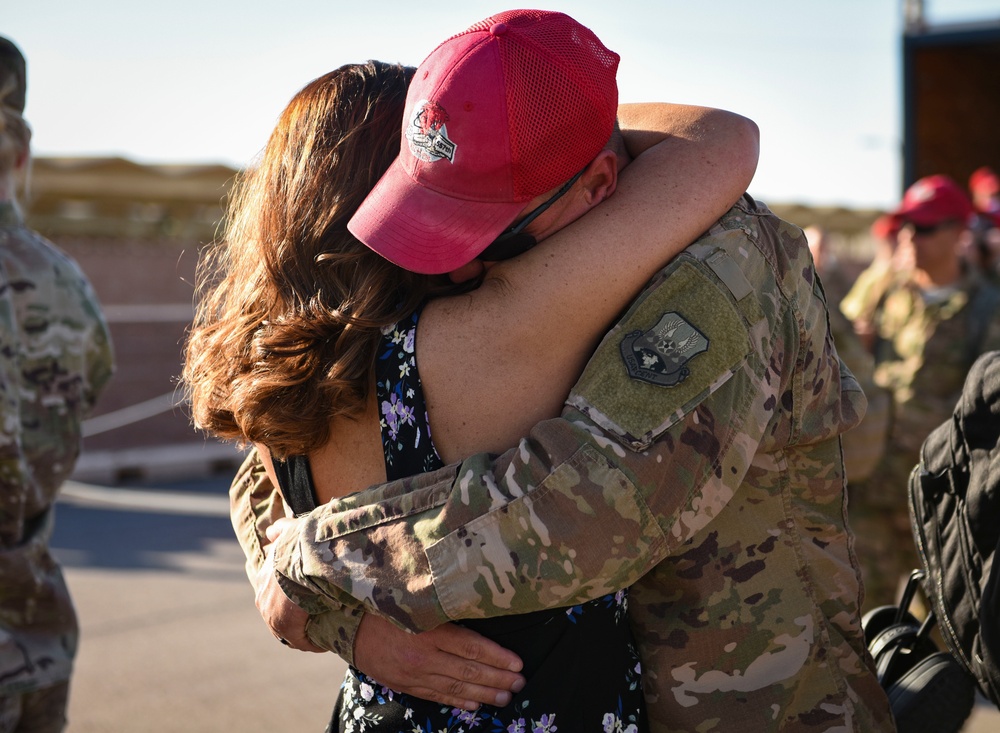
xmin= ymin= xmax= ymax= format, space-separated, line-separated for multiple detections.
xmin=60 ymin=480 xmax=229 ymax=516
xmin=82 ymin=392 xmax=183 ymax=437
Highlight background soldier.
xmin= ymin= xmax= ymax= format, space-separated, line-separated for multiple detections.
xmin=967 ymin=166 xmax=1000 ymax=283
xmin=0 ymin=36 xmax=114 ymax=733
xmin=847 ymin=174 xmax=1000 ymax=611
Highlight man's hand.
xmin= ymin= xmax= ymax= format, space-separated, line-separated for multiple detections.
xmin=259 ymin=517 xmax=526 ymax=710
xmin=354 ymin=614 xmax=525 ymax=711
xmin=254 ymin=518 xmax=323 ymax=652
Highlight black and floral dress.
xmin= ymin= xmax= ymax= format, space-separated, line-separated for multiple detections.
xmin=273 ymin=307 xmax=647 ymax=733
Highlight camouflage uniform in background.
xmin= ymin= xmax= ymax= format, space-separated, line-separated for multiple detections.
xmin=0 ymin=201 xmax=114 ymax=730
xmin=840 ymin=257 xmax=899 ymax=329
xmin=818 ymin=269 xmax=890 ymax=485
xmin=848 ymin=271 xmax=1000 ymax=610
xmin=236 ymin=195 xmax=894 ymax=732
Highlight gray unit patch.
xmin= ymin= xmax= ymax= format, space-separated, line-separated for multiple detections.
xmin=620 ymin=311 xmax=710 ymax=387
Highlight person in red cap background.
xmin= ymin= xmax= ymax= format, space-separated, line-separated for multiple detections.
xmin=967 ymin=166 xmax=1000 ymax=283
xmin=969 ymin=166 xmax=1000 ymax=216
xmin=184 ymin=14 xmax=762 ymax=733
xmin=244 ymin=9 xmax=894 ymax=732
xmin=845 ymin=174 xmax=1000 ymax=613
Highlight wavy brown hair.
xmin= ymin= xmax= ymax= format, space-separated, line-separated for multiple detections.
xmin=182 ymin=61 xmax=458 ymax=458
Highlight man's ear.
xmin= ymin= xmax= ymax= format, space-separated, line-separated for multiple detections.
xmin=447 ymin=259 xmax=487 ymax=284
xmin=580 ymin=150 xmax=619 ymax=207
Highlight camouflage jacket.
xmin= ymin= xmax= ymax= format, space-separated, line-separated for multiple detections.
xmin=866 ymin=271 xmax=1000 ymax=493
xmin=840 ymin=258 xmax=896 ymax=326
xmin=826 ymin=299 xmax=889 ymax=484
xmin=236 ymin=196 xmax=894 ymax=731
xmin=0 ymin=201 xmax=114 ymax=694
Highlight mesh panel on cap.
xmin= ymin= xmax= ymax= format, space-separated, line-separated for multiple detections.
xmin=463 ymin=8 xmax=550 ymax=35
xmin=501 ymin=18 xmax=619 ymax=198
xmin=413 ymin=9 xmax=618 ymax=203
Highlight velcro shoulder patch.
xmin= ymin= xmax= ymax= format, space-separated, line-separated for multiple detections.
xmin=568 ymin=259 xmax=750 ymax=450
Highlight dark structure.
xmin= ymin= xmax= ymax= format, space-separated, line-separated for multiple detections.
xmin=902 ymin=2 xmax=1000 ymax=189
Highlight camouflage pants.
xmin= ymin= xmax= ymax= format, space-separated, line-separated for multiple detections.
xmin=0 ymin=682 xmax=69 ymax=733
xmin=847 ymin=461 xmax=921 ymax=614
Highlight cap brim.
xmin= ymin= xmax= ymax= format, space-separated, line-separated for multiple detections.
xmin=348 ymin=160 xmax=526 ymax=275
xmin=891 ymin=205 xmax=946 ymax=228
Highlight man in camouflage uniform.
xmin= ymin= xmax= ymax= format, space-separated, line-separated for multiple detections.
xmin=239 ymin=192 xmax=894 ymax=729
xmin=235 ymin=12 xmax=891 ymax=731
xmin=847 ymin=175 xmax=1000 ymax=611
xmin=0 ymin=36 xmax=115 ymax=732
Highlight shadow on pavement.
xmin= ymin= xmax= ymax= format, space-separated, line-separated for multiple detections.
xmin=53 ymin=502 xmax=236 ymax=572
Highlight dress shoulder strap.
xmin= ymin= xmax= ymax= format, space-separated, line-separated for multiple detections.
xmin=375 ymin=306 xmax=444 ymax=481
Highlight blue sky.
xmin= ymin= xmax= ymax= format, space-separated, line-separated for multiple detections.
xmin=6 ymin=1 xmax=1000 ymax=209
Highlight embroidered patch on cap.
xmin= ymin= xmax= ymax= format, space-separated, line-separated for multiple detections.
xmin=406 ymin=100 xmax=457 ymax=163
xmin=620 ymin=312 xmax=710 ymax=387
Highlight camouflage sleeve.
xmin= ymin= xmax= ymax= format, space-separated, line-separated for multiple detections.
xmin=0 ymin=281 xmax=27 ymax=548
xmin=272 ymin=242 xmax=791 ymax=634
xmin=229 ymin=448 xmax=365 ymax=662
xmin=1 ymin=228 xmax=115 ymax=542
xmin=229 ymin=448 xmax=282 ymax=584
xmin=270 ymin=425 xmax=653 ymax=632
xmin=77 ymin=274 xmax=115 ymax=412
xmin=839 ymin=259 xmax=893 ymax=324
xmin=30 ymin=239 xmax=115 ymax=413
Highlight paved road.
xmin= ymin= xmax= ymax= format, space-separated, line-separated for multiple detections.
xmin=54 ymin=480 xmax=343 ymax=733
xmin=52 ymin=479 xmax=1000 ymax=732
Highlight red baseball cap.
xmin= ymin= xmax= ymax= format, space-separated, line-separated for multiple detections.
xmin=870 ymin=213 xmax=900 ymax=242
xmin=890 ymin=175 xmax=974 ymax=229
xmin=348 ymin=9 xmax=620 ymax=275
xmin=970 ymin=167 xmax=1000 ymax=198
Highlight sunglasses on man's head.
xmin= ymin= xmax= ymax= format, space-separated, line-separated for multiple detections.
xmin=477 ymin=168 xmax=586 ymax=262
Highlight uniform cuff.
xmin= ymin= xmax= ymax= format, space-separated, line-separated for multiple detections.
xmin=306 ymin=607 xmax=365 ymax=665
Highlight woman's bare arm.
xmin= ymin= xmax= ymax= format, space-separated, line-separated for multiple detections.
xmin=421 ymin=104 xmax=759 ymax=462
xmin=617 ymin=102 xmax=733 ymax=159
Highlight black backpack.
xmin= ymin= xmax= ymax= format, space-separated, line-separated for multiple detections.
xmin=910 ymin=349 xmax=1000 ymax=707
xmin=862 ymin=350 xmax=1000 ymax=732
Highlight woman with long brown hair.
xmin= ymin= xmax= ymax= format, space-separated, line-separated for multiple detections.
xmin=184 ymin=46 xmax=757 ymax=731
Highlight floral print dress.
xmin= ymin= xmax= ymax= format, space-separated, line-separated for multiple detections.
xmin=273 ymin=308 xmax=647 ymax=733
